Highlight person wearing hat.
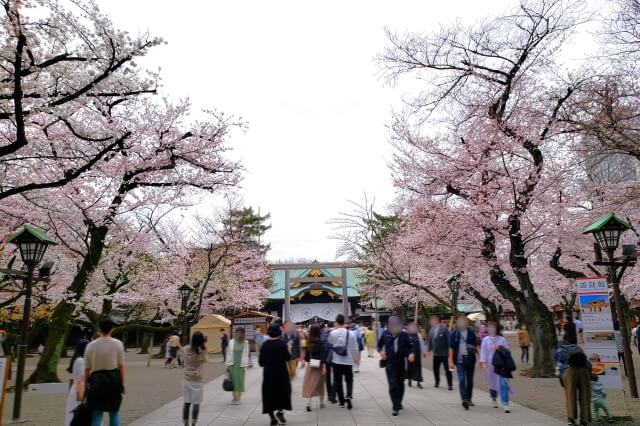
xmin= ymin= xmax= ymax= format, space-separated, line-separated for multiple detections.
xmin=259 ymin=323 xmax=292 ymax=425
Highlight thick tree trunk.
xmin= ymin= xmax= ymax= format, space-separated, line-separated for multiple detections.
xmin=27 ymin=226 xmax=107 ymax=384
xmin=101 ymin=298 xmax=113 ymax=317
xmin=482 ymin=226 xmax=556 ymax=377
xmin=138 ymin=331 xmax=153 ymax=355
xmin=522 ymin=295 xmax=557 ymax=376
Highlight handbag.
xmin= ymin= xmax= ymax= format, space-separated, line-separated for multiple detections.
xmin=222 ymin=373 xmax=234 ymax=392
xmin=70 ymin=400 xmax=92 ymax=426
xmin=309 ymin=358 xmax=321 ymax=368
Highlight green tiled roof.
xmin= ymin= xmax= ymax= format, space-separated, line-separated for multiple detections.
xmin=583 ymin=213 xmax=632 ymax=234
xmin=269 ymin=267 xmax=365 ymax=299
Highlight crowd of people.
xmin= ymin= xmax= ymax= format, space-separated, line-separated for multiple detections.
xmin=252 ymin=313 xmax=522 ymax=423
xmin=62 ymin=310 xmax=633 ymax=426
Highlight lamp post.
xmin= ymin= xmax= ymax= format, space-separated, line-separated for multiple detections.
xmin=584 ymin=213 xmax=638 ymax=398
xmin=8 ymin=224 xmax=57 ymax=420
xmin=178 ymin=284 xmax=193 ymax=345
xmin=373 ymin=282 xmax=379 ymax=342
xmin=445 ymin=274 xmax=462 ymax=322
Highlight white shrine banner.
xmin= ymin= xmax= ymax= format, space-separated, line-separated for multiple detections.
xmin=289 ymin=303 xmax=347 ymax=323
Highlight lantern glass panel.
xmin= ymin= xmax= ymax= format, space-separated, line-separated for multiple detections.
xmin=19 ymin=240 xmax=46 ymax=265
xmin=603 ymin=228 xmax=621 ymax=251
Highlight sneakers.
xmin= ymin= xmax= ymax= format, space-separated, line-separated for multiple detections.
xmin=462 ymin=400 xmax=469 ymax=410
xmin=492 ymin=398 xmax=498 ymax=408
xmin=504 ymin=405 xmax=510 ymax=413
xmin=346 ymin=398 xmax=353 ymax=410
xmin=306 ymin=405 xmax=311 ymax=412
xmin=275 ymin=411 xmax=286 ymax=424
xmin=392 ymin=409 xmax=399 ymax=416
xmin=319 ymin=402 xmax=326 ymax=409
xmin=448 ymin=385 xmax=453 ymax=391
xmin=417 ymin=382 xmax=423 ymax=389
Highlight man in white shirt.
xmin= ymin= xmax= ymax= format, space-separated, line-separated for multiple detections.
xmin=84 ymin=317 xmax=126 ymax=426
xmin=328 ymin=314 xmax=359 ymax=409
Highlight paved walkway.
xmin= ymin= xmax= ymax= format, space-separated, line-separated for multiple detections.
xmin=130 ymin=355 xmax=563 ymax=426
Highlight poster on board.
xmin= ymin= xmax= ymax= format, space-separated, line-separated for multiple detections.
xmin=585 ymin=347 xmax=623 ymax=390
xmin=575 ymin=277 xmax=622 ymax=390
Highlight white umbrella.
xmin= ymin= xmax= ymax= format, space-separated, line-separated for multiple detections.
xmin=467 ymin=312 xmax=486 ymax=321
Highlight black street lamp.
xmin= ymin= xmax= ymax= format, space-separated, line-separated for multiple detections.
xmin=8 ymin=224 xmax=57 ymax=420
xmin=584 ymin=213 xmax=638 ymax=398
xmin=445 ymin=274 xmax=462 ymax=320
xmin=178 ymin=284 xmax=193 ymax=344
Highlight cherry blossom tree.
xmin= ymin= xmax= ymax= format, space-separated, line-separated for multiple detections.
xmin=1 ymin=98 xmax=243 ymax=383
xmin=1 ymin=0 xmax=163 ymax=200
xmin=380 ymin=0 xmax=592 ymax=375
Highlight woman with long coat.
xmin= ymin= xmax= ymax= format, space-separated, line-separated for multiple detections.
xmin=302 ymin=324 xmax=327 ymax=411
xmin=259 ymin=323 xmax=292 ymax=425
xmin=406 ymin=321 xmax=425 ymax=388
xmin=479 ymin=321 xmax=513 ymax=412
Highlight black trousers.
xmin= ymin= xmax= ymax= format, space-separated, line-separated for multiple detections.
xmin=325 ymin=362 xmax=336 ymax=401
xmin=332 ymin=363 xmax=353 ymax=404
xmin=433 ymin=355 xmax=452 ymax=387
xmin=386 ymin=362 xmax=406 ymax=411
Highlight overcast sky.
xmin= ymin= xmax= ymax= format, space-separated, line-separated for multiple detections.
xmin=98 ymin=0 xmax=568 ymax=261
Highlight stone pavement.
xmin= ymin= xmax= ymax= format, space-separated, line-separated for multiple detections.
xmin=130 ymin=354 xmax=564 ymax=426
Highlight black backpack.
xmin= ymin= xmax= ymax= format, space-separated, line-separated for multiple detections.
xmin=568 ymin=352 xmax=588 ymax=368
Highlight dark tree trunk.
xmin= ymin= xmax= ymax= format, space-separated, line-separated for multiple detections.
xmin=27 ymin=226 xmax=108 ymax=384
xmin=101 ymin=298 xmax=113 ymax=317
xmin=482 ymin=226 xmax=556 ymax=377
xmin=138 ymin=331 xmax=153 ymax=355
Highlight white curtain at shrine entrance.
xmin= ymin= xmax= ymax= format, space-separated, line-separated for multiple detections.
xmin=289 ymin=303 xmax=347 ymax=323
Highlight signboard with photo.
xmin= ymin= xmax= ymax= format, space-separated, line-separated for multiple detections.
xmin=585 ymin=347 xmax=623 ymax=390
xmin=575 ymin=277 xmax=622 ymax=390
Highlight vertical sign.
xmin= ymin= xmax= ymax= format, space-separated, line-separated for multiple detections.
xmin=576 ymin=277 xmax=622 ymax=390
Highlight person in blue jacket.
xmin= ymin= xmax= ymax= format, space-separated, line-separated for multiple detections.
xmin=448 ymin=315 xmax=480 ymax=410
xmin=378 ymin=316 xmax=415 ymax=416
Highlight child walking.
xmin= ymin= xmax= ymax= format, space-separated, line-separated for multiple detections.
xmin=591 ymin=374 xmax=611 ymax=422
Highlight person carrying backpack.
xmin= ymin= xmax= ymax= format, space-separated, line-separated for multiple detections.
xmin=350 ymin=323 xmax=364 ymax=373
xmin=491 ymin=344 xmax=516 ymax=414
xmin=480 ymin=321 xmax=513 ymax=413
xmin=561 ymin=348 xmax=592 ymax=426
xmin=328 ymin=314 xmax=359 ymax=409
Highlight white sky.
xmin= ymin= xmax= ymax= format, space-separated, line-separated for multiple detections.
xmin=97 ymin=0 xmax=561 ymax=261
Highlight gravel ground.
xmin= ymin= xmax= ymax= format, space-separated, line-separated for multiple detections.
xmin=1 ymin=349 xmax=227 ymax=426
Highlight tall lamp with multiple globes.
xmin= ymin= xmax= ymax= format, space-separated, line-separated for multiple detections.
xmin=8 ymin=224 xmax=57 ymax=420
xmin=178 ymin=283 xmax=193 ymax=345
xmin=584 ymin=213 xmax=638 ymax=398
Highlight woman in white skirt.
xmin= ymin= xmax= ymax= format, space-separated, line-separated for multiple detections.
xmin=65 ymin=339 xmax=88 ymax=426
xmin=183 ymin=331 xmax=207 ymax=426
